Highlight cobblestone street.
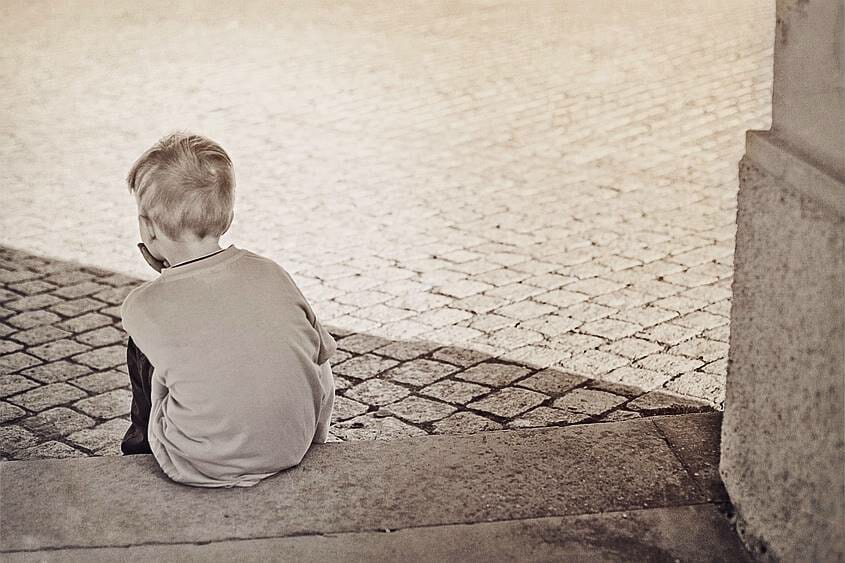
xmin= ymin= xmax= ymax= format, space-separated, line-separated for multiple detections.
xmin=0 ymin=0 xmax=773 ymax=459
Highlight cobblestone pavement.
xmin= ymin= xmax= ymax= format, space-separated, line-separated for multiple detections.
xmin=1 ymin=1 xmax=774 ymax=457
xmin=0 ymin=247 xmax=718 ymax=459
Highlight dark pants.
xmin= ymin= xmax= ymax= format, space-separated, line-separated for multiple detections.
xmin=121 ymin=337 xmax=155 ymax=455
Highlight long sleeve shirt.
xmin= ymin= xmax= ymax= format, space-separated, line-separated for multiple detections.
xmin=120 ymin=243 xmax=336 ymax=488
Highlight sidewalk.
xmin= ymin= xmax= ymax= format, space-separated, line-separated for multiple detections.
xmin=1 ymin=413 xmax=750 ymax=562
xmin=0 ymin=246 xmax=714 ymax=461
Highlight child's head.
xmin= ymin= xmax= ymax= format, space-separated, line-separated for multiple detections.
xmin=127 ymin=133 xmax=235 ymax=252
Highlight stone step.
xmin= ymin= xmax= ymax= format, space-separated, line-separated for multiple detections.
xmin=1 ymin=413 xmax=749 ymax=562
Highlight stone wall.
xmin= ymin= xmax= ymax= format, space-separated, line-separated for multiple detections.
xmin=722 ymin=143 xmax=844 ymax=561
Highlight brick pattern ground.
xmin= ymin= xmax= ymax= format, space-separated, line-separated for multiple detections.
xmin=0 ymin=247 xmax=715 ymax=459
xmin=0 ymin=1 xmax=774 ymax=457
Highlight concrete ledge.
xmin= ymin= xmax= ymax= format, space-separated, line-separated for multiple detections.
xmin=745 ymin=130 xmax=845 ymax=217
xmin=2 ymin=414 xmax=741 ymax=560
xmin=4 ymin=505 xmax=750 ymax=563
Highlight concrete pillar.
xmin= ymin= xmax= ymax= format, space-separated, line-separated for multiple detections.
xmin=720 ymin=0 xmax=844 ymax=561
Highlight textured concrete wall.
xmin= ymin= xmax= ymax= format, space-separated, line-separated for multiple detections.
xmin=772 ymin=0 xmax=844 ymax=178
xmin=721 ymin=151 xmax=844 ymax=561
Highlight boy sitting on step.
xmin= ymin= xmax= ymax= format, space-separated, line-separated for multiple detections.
xmin=119 ymin=132 xmax=336 ymax=488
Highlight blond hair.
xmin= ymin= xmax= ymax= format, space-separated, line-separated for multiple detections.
xmin=127 ymin=133 xmax=235 ymax=241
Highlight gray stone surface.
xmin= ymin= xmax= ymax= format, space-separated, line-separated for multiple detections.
xmin=721 ymin=152 xmax=844 ymax=560
xmin=1 ymin=417 xmax=710 ymax=552
xmin=3 ymin=505 xmax=750 ymax=562
xmin=0 ymin=0 xmax=773 ymax=408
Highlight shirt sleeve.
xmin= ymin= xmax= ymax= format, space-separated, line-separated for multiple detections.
xmin=315 ymin=318 xmax=337 ymax=365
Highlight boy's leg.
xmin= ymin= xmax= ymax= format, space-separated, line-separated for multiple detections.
xmin=121 ymin=336 xmax=154 ymax=455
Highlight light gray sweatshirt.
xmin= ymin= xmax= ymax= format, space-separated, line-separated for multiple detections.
xmin=120 ymin=244 xmax=336 ymax=488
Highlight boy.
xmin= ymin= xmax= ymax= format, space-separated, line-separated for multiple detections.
xmin=119 ymin=132 xmax=337 ymax=488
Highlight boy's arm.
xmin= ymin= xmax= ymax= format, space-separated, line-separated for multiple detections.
xmin=312 ymin=361 xmax=335 ymax=444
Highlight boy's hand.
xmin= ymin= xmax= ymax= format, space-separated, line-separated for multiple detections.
xmin=137 ymin=243 xmax=170 ymax=273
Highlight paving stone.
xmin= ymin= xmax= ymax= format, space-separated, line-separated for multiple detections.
xmin=634 ymin=354 xmax=704 ymax=377
xmin=0 ymin=269 xmax=41 ymax=284
xmin=669 ymin=338 xmax=730 ymax=363
xmin=515 ymin=369 xmax=587 ymax=396
xmin=430 ymin=346 xmax=489 ymax=368
xmin=91 ymin=285 xmax=136 ymax=305
xmin=0 ymin=322 xmax=14 ymax=337
xmin=66 ymin=419 xmax=128 ymax=452
xmin=468 ymin=387 xmax=548 ymax=418
xmin=332 ymin=374 xmax=352 ymax=391
xmin=414 ymin=307 xmax=474 ymax=328
xmin=73 ymin=389 xmax=132 ymax=419
xmin=70 ymin=344 xmax=126 ymax=370
xmin=627 ymin=390 xmax=711 ymax=415
xmin=674 ymin=311 xmax=729 ymax=331
xmin=52 ymin=281 xmax=109 ymax=299
xmin=600 ymin=409 xmax=643 ymax=422
xmin=330 ymin=395 xmax=370 ymax=423
xmin=382 ymin=359 xmax=457 ymax=387
xmin=547 ymin=333 xmax=607 ymax=355
xmin=552 ymin=388 xmax=627 ymax=416
xmin=0 ymin=374 xmax=40 ymax=398
xmin=330 ymin=413 xmax=426 ymax=441
xmin=7 ymin=279 xmax=55 ymax=295
xmin=599 ymin=337 xmax=663 ymax=361
xmin=556 ymin=350 xmax=628 ymax=378
xmin=336 ymin=334 xmax=393 ymax=355
xmin=21 ymin=360 xmax=93 ymax=384
xmin=433 ymin=280 xmax=492 ymax=299
xmin=602 ymin=367 xmax=671 ymax=392
xmin=431 ymin=411 xmax=504 ymax=435
xmin=637 ymin=323 xmax=700 ymax=346
xmin=385 ymin=291 xmax=452 ymax=312
xmin=702 ymin=324 xmax=731 ymax=343
xmin=565 ymin=278 xmax=626 ymax=297
xmin=455 ymin=362 xmax=531 ymax=388
xmin=344 ymin=379 xmax=411 ymax=406
xmin=533 ymin=289 xmax=589 ymax=308
xmin=380 ymin=396 xmax=457 ymax=423
xmin=71 ymin=370 xmax=128 ymax=393
xmin=580 ymin=318 xmax=641 ymax=340
xmin=0 ymin=339 xmax=23 ymax=355
xmin=507 ymin=406 xmax=590 ymax=428
xmin=611 ymin=306 xmax=678 ymax=328
xmin=493 ymin=301 xmax=557 ymax=321
xmin=332 ymin=354 xmax=399 ymax=380
xmin=9 ymin=325 xmax=73 ymax=346
xmin=28 ymin=338 xmax=91 ymax=362
xmin=54 ymin=312 xmax=114 ymax=334
xmin=651 ymin=296 xmax=708 ymax=315
xmin=665 ymin=372 xmax=726 ymax=407
xmin=73 ymin=326 xmax=125 ymax=347
xmin=21 ymin=406 xmax=96 ymax=438
xmin=701 ymin=358 xmax=728 ymax=376
xmin=49 ymin=297 xmax=107 ymax=318
xmin=0 ymin=425 xmax=39 ymax=455
xmin=370 ymin=340 xmax=438 ymax=361
xmin=5 ymin=293 xmax=63 ymax=312
xmin=0 ymin=352 xmax=42 ymax=374
xmin=418 ymin=379 xmax=492 ymax=405
xmin=518 ymin=315 xmax=582 ymax=338
xmin=501 ymin=344 xmax=573 ymax=369
xmin=559 ymin=302 xmax=618 ymax=322
xmin=5 ymin=310 xmax=63 ymax=330
xmin=451 ymin=294 xmax=510 ymax=314
xmin=461 ymin=313 xmax=517 ymax=333
xmin=43 ymin=270 xmax=94 ymax=286
xmin=7 ymin=382 xmax=87 ymax=412
xmin=0 ymin=401 xmax=26 ymax=423
xmin=15 ymin=440 xmax=86 ymax=460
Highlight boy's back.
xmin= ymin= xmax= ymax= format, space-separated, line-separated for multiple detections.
xmin=121 ymin=244 xmax=337 ymax=487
